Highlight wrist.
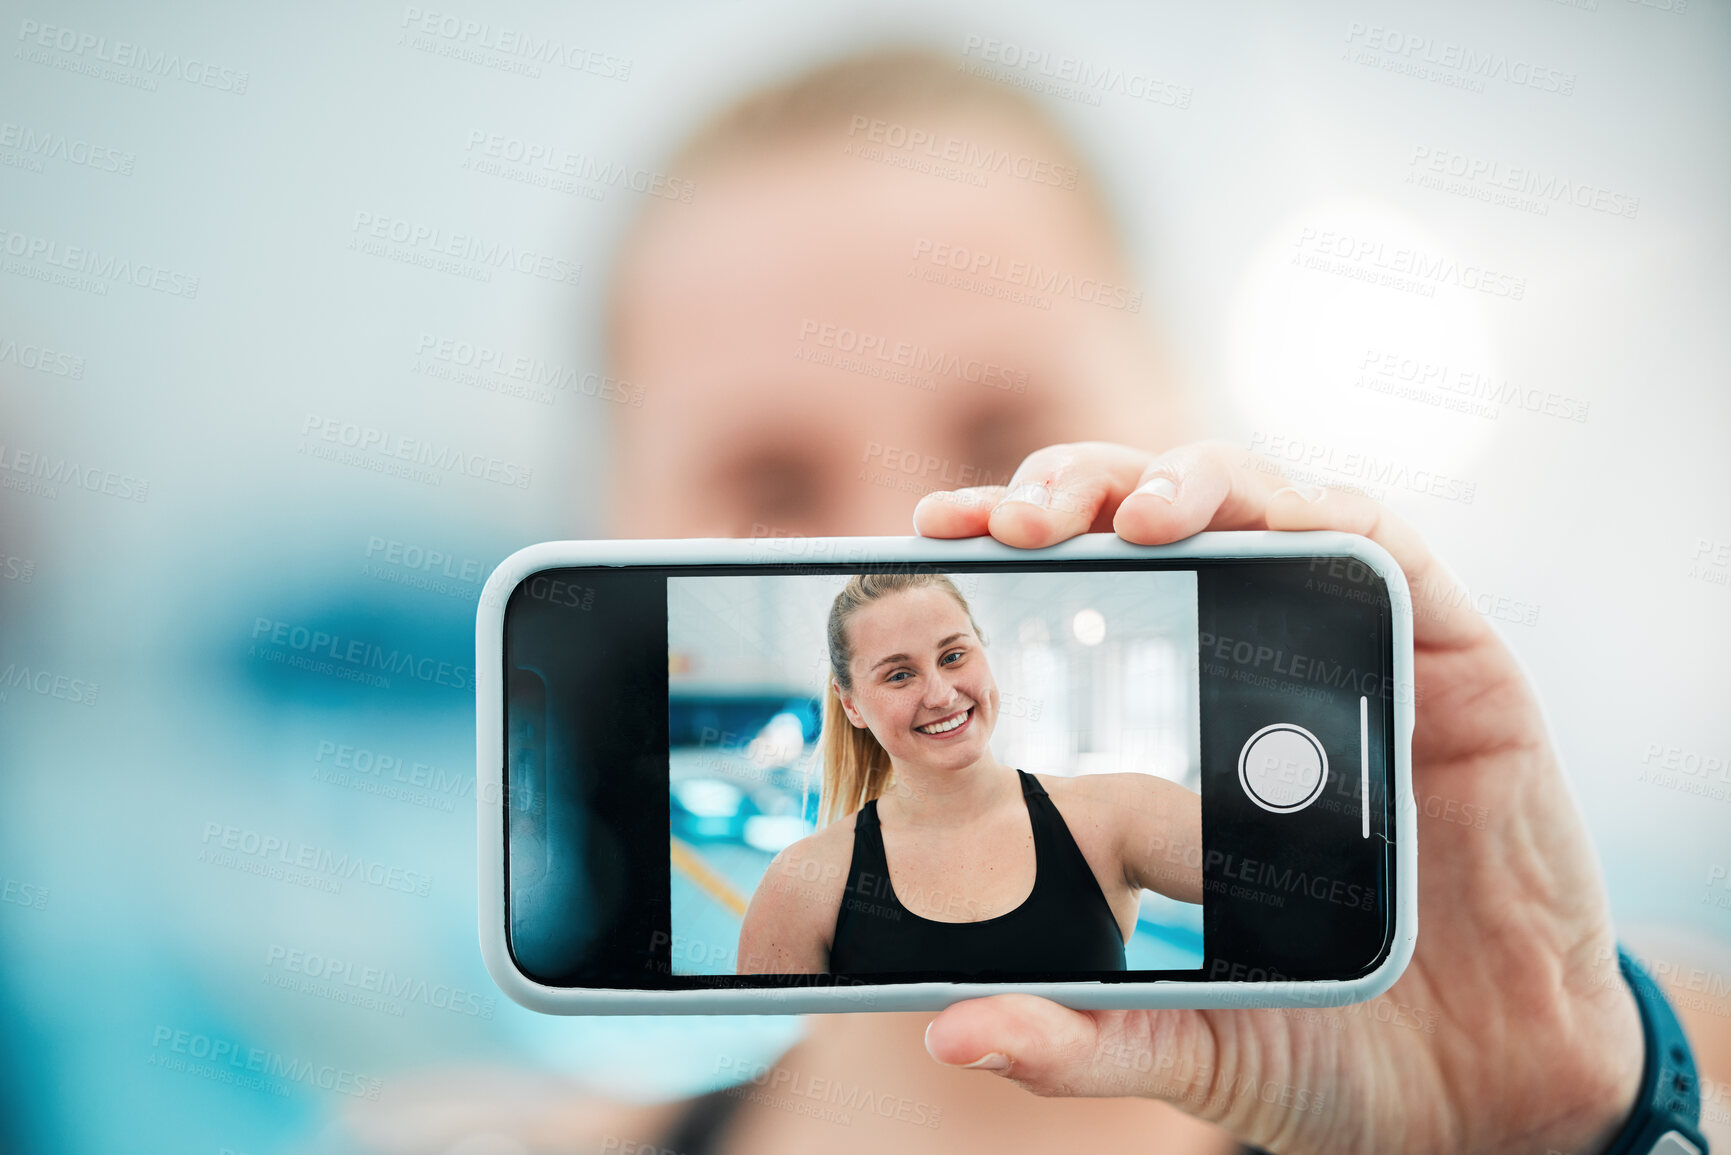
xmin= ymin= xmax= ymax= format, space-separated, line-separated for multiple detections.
xmin=1578 ymin=979 xmax=1648 ymax=1155
xmin=1573 ymin=945 xmax=1710 ymax=1155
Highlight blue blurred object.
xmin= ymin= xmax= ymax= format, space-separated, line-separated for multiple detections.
xmin=671 ymin=777 xmax=758 ymax=842
xmin=667 ymin=695 xmax=821 ymax=749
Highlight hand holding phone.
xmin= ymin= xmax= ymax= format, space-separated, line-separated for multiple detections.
xmin=913 ymin=440 xmax=1646 ymax=1155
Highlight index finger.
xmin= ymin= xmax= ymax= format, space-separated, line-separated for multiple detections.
xmin=912 ymin=441 xmax=1154 ymax=547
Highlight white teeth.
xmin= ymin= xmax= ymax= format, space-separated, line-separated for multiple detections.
xmin=917 ymin=709 xmax=969 ymax=735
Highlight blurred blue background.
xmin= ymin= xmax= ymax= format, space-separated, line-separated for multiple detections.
xmin=1 ymin=1 xmax=1728 ymax=1153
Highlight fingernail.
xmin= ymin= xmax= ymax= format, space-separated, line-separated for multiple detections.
xmin=1275 ymin=484 xmax=1327 ymax=504
xmin=1133 ymin=476 xmax=1178 ymax=503
xmin=953 ymin=1052 xmax=1011 ymax=1071
xmin=996 ymin=482 xmax=1050 ymax=510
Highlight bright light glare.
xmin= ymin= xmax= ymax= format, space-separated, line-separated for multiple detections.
xmin=747 ymin=712 xmax=806 ymax=768
xmin=1072 ymin=608 xmax=1106 ymax=646
xmin=1224 ymin=199 xmax=1502 ymax=503
xmin=674 ymin=779 xmax=742 ymax=818
xmin=743 ymin=814 xmax=812 ymax=853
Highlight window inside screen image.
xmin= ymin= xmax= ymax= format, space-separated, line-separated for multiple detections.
xmin=666 ymin=569 xmax=1204 ymax=977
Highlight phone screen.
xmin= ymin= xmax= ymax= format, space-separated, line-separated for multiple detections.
xmin=501 ymin=556 xmax=1398 ymax=992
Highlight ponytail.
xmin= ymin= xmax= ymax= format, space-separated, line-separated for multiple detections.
xmin=817 ymin=679 xmax=892 ymax=827
xmin=813 ymin=572 xmax=981 ymax=826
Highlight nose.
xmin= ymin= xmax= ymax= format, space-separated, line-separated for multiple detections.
xmin=922 ymin=669 xmax=961 ymax=711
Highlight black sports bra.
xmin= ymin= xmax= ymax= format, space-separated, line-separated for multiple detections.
xmin=828 ymin=769 xmax=1127 ymax=975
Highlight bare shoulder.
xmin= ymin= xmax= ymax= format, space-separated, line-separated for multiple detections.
xmin=1039 ymin=769 xmax=1175 ymax=806
xmin=736 ymin=812 xmax=856 ymax=973
xmin=1031 ymin=771 xmax=1122 ymax=841
xmin=759 ymin=815 xmax=856 ymax=901
xmin=1038 ymin=771 xmax=1204 ymax=904
xmin=1038 ymin=771 xmax=1198 ymax=834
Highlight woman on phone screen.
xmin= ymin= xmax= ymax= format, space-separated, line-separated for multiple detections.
xmin=736 ymin=571 xmax=1202 ymax=976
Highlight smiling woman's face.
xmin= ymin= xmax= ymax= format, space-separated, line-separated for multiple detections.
xmin=836 ymin=586 xmax=998 ymax=775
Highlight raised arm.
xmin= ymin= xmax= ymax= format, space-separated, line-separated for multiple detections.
xmin=1112 ymin=772 xmax=1204 ymax=906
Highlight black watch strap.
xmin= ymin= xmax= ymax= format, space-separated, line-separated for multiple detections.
xmin=1601 ymin=944 xmax=1710 ymax=1155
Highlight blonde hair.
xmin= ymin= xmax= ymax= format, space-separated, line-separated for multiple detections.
xmin=664 ymin=48 xmax=1111 ymax=221
xmin=816 ymin=572 xmax=983 ymax=826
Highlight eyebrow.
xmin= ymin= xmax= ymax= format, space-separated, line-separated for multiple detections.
xmin=870 ymin=633 xmax=969 ymax=672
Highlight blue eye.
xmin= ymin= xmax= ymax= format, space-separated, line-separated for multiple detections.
xmin=941 ymin=650 xmax=964 ymax=665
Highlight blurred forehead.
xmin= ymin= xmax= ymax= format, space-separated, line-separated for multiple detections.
xmin=603 ymin=114 xmax=1171 ymax=537
xmin=616 ymin=119 xmax=1124 ymax=349
xmin=614 ymin=121 xmax=1136 ymax=403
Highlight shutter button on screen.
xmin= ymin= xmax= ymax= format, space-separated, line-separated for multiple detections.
xmin=1238 ymin=723 xmax=1328 ymax=813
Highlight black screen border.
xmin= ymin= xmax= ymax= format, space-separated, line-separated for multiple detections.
xmin=501 ymin=556 xmax=1398 ymax=992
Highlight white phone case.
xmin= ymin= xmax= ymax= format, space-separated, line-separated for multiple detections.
xmin=477 ymin=531 xmax=1416 ymax=1015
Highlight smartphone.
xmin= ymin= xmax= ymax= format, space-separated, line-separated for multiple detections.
xmin=477 ymin=531 xmax=1415 ymax=1014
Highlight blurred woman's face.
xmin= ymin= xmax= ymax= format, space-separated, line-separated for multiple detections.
xmin=837 ymin=587 xmax=998 ymax=775
xmin=607 ymin=112 xmax=1184 ymax=540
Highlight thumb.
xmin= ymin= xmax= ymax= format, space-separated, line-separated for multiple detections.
xmin=924 ymin=995 xmax=1217 ymax=1103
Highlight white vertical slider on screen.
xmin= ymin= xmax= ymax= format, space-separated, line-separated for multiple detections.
xmin=1360 ymin=695 xmax=1370 ymax=839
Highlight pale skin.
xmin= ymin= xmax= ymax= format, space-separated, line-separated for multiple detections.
xmin=736 ymin=585 xmax=1203 ymax=975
